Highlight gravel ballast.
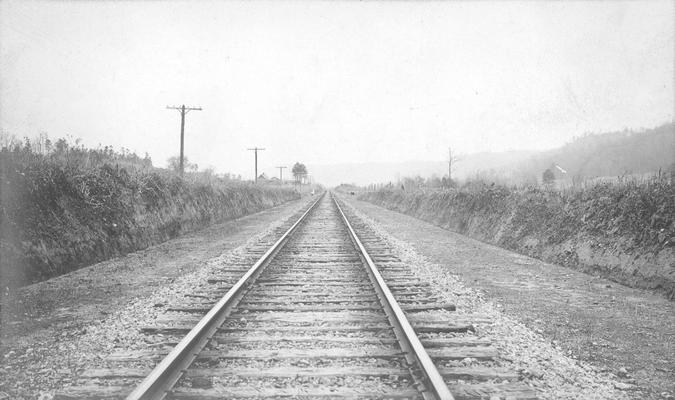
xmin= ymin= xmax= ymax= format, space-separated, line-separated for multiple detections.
xmin=339 ymin=197 xmax=633 ymax=400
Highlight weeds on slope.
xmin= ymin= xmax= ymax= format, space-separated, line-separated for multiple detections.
xmin=0 ymin=135 xmax=299 ymax=287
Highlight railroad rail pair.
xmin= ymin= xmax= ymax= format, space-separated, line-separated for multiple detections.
xmin=57 ymin=192 xmax=536 ymax=400
xmin=127 ymin=192 xmax=452 ymax=400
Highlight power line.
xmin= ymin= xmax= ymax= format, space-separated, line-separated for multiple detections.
xmin=247 ymin=147 xmax=265 ymax=183
xmin=276 ymin=166 xmax=287 ymax=181
xmin=167 ymin=105 xmax=202 ymax=176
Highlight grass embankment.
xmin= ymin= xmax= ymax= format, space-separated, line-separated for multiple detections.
xmin=359 ymin=181 xmax=675 ymax=299
xmin=0 ymin=138 xmax=300 ymax=287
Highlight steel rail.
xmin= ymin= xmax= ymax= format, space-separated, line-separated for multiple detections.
xmin=126 ymin=193 xmax=325 ymax=400
xmin=332 ymin=193 xmax=455 ymax=400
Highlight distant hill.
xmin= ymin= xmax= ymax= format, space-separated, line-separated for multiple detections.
xmin=311 ymin=123 xmax=674 ymax=187
xmin=309 ymin=151 xmax=535 ymax=187
xmin=309 ymin=161 xmax=443 ymax=188
xmin=514 ymin=123 xmax=675 ymax=183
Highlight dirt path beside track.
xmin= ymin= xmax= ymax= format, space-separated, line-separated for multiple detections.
xmin=343 ymin=196 xmax=675 ymax=400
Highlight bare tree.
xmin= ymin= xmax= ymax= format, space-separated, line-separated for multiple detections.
xmin=446 ymin=147 xmax=461 ymax=186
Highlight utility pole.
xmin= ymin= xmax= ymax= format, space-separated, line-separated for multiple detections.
xmin=247 ymin=147 xmax=265 ymax=183
xmin=276 ymin=166 xmax=287 ymax=182
xmin=167 ymin=105 xmax=202 ymax=176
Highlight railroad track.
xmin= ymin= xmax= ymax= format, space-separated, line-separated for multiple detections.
xmin=57 ymin=193 xmax=537 ymax=400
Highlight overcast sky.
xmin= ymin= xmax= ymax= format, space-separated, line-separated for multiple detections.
xmin=1 ymin=1 xmax=673 ymax=180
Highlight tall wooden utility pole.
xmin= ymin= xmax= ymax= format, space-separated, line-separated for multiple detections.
xmin=247 ymin=147 xmax=265 ymax=183
xmin=276 ymin=166 xmax=287 ymax=181
xmin=167 ymin=105 xmax=202 ymax=175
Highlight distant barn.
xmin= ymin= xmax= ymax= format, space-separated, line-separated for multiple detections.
xmin=542 ymin=163 xmax=567 ymax=185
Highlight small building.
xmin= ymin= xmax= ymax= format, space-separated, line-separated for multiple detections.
xmin=542 ymin=163 xmax=567 ymax=185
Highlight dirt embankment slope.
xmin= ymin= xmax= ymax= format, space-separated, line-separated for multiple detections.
xmin=359 ymin=182 xmax=675 ymax=299
xmin=1 ymin=158 xmax=299 ymax=287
